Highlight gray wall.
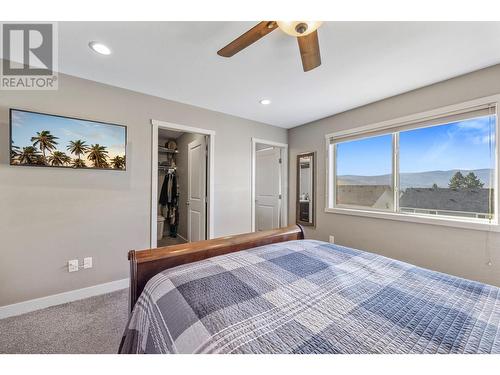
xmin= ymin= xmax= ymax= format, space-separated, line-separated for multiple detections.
xmin=288 ymin=63 xmax=500 ymax=287
xmin=175 ymin=132 xmax=206 ymax=240
xmin=0 ymin=72 xmax=287 ymax=307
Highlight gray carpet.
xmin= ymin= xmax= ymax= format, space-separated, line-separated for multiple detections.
xmin=157 ymin=236 xmax=187 ymax=247
xmin=0 ymin=289 xmax=129 ymax=354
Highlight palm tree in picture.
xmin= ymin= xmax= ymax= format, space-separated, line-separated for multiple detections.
xmin=87 ymin=144 xmax=109 ymax=168
xmin=10 ymin=141 xmax=20 ymax=163
xmin=72 ymin=158 xmax=87 ymax=168
xmin=110 ymin=155 xmax=126 ymax=170
xmin=18 ymin=146 xmax=41 ymax=165
xmin=67 ymin=140 xmax=89 ymax=169
xmin=31 ymin=130 xmax=59 ymax=163
xmin=48 ymin=151 xmax=71 ymax=167
xmin=67 ymin=140 xmax=89 ymax=159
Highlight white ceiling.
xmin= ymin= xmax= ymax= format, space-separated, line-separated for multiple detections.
xmin=58 ymin=22 xmax=500 ymax=129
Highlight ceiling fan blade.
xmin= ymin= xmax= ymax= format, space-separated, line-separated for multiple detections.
xmin=297 ymin=30 xmax=321 ymax=72
xmin=217 ymin=21 xmax=277 ymax=57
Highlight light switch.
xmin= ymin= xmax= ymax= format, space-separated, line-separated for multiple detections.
xmin=83 ymin=257 xmax=93 ymax=269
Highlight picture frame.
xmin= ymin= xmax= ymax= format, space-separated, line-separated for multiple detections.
xmin=9 ymin=109 xmax=127 ymax=171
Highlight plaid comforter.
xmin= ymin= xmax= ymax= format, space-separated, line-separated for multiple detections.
xmin=119 ymin=240 xmax=500 ymax=354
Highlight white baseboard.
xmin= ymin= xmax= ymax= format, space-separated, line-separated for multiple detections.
xmin=0 ymin=278 xmax=129 ymax=320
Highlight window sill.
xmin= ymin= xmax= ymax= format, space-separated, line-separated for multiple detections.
xmin=324 ymin=207 xmax=499 ymax=232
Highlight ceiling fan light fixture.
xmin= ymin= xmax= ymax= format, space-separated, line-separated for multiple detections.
xmin=217 ymin=21 xmax=322 ymax=72
xmin=276 ymin=21 xmax=323 ymax=37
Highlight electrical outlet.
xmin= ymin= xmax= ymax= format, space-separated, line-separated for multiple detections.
xmin=68 ymin=259 xmax=79 ymax=272
xmin=329 ymin=235 xmax=335 ymax=244
xmin=83 ymin=257 xmax=93 ymax=269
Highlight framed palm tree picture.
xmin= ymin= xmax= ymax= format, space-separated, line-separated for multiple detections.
xmin=9 ymin=109 xmax=127 ymax=171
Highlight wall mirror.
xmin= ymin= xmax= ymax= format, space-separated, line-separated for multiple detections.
xmin=296 ymin=152 xmax=315 ymax=227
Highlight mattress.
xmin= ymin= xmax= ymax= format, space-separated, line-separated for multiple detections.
xmin=120 ymin=240 xmax=500 ymax=354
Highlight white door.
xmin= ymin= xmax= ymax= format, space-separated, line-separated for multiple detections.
xmin=188 ymin=137 xmax=207 ymax=242
xmin=255 ymin=147 xmax=281 ymax=231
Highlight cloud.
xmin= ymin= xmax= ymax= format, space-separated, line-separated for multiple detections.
xmin=453 ymin=116 xmax=494 ymax=136
xmin=107 ymin=145 xmax=126 ymax=159
xmin=419 ymin=139 xmax=452 ymax=164
xmin=454 ymin=119 xmax=488 ymax=130
xmin=411 ymin=116 xmax=495 ymax=167
xmin=441 ymin=116 xmax=495 ymax=147
xmin=471 ymin=134 xmax=495 ymax=145
xmin=11 ymin=111 xmax=30 ymax=127
xmin=63 ymin=128 xmax=107 ymax=142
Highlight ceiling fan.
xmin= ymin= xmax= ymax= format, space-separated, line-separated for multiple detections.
xmin=217 ymin=21 xmax=323 ymax=72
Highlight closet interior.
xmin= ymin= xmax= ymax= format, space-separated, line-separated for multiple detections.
xmin=157 ymin=128 xmax=207 ymax=247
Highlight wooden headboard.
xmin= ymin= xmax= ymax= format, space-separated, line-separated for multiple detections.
xmin=127 ymin=225 xmax=304 ymax=312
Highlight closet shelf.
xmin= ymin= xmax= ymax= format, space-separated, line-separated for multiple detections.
xmin=158 ymin=165 xmax=176 ymax=171
xmin=159 ymin=146 xmax=179 ymax=154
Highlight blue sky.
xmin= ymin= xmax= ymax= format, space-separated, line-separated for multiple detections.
xmin=336 ymin=115 xmax=496 ymax=176
xmin=11 ymin=110 xmax=126 ymax=159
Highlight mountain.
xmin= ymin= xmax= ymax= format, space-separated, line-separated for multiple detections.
xmin=338 ymin=169 xmax=493 ymax=189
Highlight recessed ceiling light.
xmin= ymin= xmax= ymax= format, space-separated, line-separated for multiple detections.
xmin=89 ymin=41 xmax=112 ymax=55
xmin=259 ymin=99 xmax=271 ymax=105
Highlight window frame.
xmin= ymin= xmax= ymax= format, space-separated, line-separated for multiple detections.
xmin=324 ymin=95 xmax=500 ymax=232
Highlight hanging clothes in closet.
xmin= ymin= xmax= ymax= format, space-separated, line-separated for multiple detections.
xmin=159 ymin=169 xmax=179 ymax=237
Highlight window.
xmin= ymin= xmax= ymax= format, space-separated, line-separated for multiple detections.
xmin=327 ymin=103 xmax=498 ymax=227
xmin=335 ymin=134 xmax=394 ymax=210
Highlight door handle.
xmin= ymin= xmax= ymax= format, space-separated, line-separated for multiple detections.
xmin=186 ymin=201 xmax=190 ymax=206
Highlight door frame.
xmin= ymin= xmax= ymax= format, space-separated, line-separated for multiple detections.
xmin=251 ymin=138 xmax=288 ymax=232
xmin=150 ymin=119 xmax=215 ymax=248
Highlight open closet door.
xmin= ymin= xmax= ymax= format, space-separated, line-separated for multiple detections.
xmin=187 ymin=137 xmax=207 ymax=242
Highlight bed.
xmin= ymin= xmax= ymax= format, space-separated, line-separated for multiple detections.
xmin=119 ymin=225 xmax=500 ymax=354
